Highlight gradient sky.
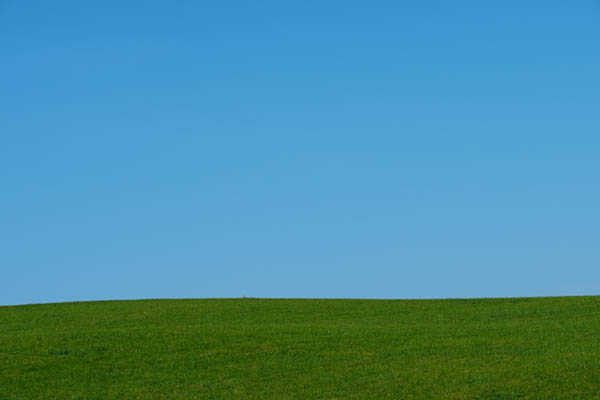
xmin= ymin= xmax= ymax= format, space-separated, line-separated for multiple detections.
xmin=2 ymin=1 xmax=599 ymax=305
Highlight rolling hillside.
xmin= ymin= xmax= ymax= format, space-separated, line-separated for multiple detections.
xmin=1 ymin=297 xmax=599 ymax=399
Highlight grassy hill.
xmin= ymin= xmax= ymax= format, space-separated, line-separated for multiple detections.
xmin=1 ymin=297 xmax=599 ymax=399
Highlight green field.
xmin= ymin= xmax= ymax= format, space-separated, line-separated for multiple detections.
xmin=1 ymin=297 xmax=599 ymax=399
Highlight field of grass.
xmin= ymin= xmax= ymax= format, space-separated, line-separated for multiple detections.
xmin=1 ymin=296 xmax=599 ymax=399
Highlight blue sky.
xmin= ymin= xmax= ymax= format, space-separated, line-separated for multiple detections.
xmin=2 ymin=1 xmax=599 ymax=305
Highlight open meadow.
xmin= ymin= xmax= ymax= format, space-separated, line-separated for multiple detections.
xmin=1 ymin=296 xmax=599 ymax=399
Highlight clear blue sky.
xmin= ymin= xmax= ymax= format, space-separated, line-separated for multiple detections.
xmin=2 ymin=1 xmax=599 ymax=305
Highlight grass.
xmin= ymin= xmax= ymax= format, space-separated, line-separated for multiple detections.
xmin=1 ymin=296 xmax=600 ymax=399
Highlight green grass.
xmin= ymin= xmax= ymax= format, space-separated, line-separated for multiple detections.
xmin=1 ymin=296 xmax=600 ymax=399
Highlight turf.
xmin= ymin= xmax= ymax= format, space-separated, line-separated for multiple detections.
xmin=1 ymin=297 xmax=599 ymax=399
